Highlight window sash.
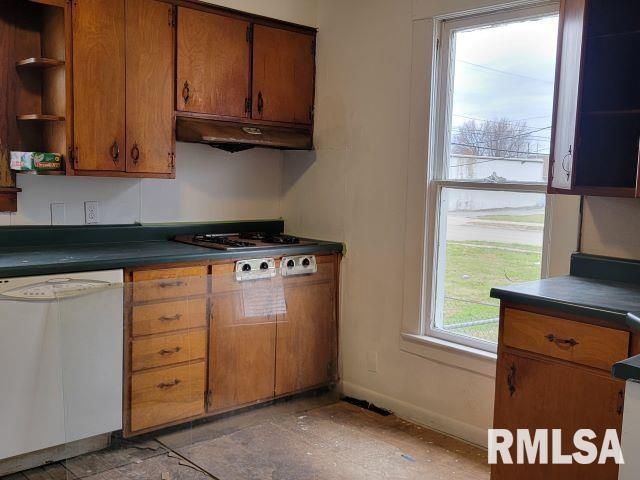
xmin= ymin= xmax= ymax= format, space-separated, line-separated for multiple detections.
xmin=424 ymin=3 xmax=559 ymax=353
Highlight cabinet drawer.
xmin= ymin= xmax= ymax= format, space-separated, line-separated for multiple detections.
xmin=132 ymin=298 xmax=207 ymax=337
xmin=132 ymin=266 xmax=207 ymax=302
xmin=503 ymin=308 xmax=629 ymax=371
xmin=130 ymin=361 xmax=205 ymax=433
xmin=132 ymin=330 xmax=207 ymax=372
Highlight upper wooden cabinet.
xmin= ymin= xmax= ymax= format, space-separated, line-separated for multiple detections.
xmin=177 ymin=8 xmax=251 ymax=119
xmin=72 ymin=0 xmax=174 ymax=177
xmin=549 ymin=0 xmax=640 ymax=197
xmin=72 ymin=0 xmax=126 ymax=173
xmin=252 ymin=26 xmax=315 ymax=125
xmin=125 ymin=0 xmax=175 ymax=175
xmin=176 ymin=11 xmax=316 ymax=127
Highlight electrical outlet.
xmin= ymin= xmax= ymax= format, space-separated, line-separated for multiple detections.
xmin=50 ymin=203 xmax=65 ymax=225
xmin=366 ymin=351 xmax=378 ymax=373
xmin=84 ymin=201 xmax=99 ymax=224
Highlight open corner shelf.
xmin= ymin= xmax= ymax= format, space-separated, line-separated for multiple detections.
xmin=16 ymin=57 xmax=65 ymax=69
xmin=16 ymin=114 xmax=65 ymax=122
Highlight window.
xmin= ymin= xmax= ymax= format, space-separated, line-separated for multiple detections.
xmin=427 ymin=4 xmax=559 ymax=352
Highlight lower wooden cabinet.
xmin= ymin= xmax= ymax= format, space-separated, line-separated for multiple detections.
xmin=275 ymin=258 xmax=337 ymax=396
xmin=492 ymin=307 xmax=628 ymax=480
xmin=124 ymin=254 xmax=340 ymax=436
xmin=208 ymin=280 xmax=277 ymax=411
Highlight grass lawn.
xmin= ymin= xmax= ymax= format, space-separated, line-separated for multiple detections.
xmin=479 ymin=213 xmax=545 ymax=224
xmin=442 ymin=240 xmax=542 ymax=342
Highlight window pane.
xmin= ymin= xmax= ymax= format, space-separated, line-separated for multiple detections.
xmin=434 ymin=188 xmax=545 ymax=344
xmin=447 ymin=15 xmax=559 ymax=183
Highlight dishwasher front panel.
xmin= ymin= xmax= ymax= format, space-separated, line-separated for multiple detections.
xmin=0 ymin=270 xmax=123 ymax=461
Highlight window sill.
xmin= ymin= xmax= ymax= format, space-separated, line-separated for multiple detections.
xmin=400 ymin=332 xmax=497 ymax=378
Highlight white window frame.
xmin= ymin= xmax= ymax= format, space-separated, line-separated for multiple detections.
xmin=424 ymin=3 xmax=560 ymax=353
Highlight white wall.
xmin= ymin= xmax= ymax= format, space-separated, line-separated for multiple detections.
xmin=283 ymin=0 xmax=578 ymax=447
xmin=581 ymin=197 xmax=640 ymax=260
xmin=0 ymin=0 xmax=319 ymax=227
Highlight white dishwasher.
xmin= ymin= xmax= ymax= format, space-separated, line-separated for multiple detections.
xmin=0 ymin=270 xmax=123 ymax=461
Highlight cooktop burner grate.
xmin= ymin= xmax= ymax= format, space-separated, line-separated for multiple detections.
xmin=193 ymin=234 xmax=256 ymax=248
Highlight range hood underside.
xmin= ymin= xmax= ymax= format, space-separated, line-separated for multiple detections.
xmin=176 ymin=116 xmax=313 ymax=152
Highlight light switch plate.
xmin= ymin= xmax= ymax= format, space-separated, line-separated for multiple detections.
xmin=85 ymin=201 xmax=99 ymax=224
xmin=50 ymin=203 xmax=65 ymax=225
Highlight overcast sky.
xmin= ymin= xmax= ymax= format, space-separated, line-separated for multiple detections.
xmin=450 ymin=14 xmax=559 ymax=155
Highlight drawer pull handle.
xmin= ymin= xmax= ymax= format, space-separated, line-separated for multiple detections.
xmin=507 ymin=363 xmax=516 ymax=397
xmin=159 ymin=314 xmax=183 ymax=322
xmin=545 ymin=334 xmax=578 ymax=348
xmin=158 ymin=280 xmax=186 ymax=288
xmin=159 ymin=346 xmax=182 ymax=356
xmin=157 ymin=379 xmax=181 ymax=390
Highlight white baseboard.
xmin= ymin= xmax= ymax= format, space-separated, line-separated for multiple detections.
xmin=341 ymin=381 xmax=489 ymax=448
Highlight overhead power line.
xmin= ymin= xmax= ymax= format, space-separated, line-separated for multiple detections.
xmin=456 ymin=59 xmax=555 ymax=84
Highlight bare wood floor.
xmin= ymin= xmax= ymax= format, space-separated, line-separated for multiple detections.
xmin=2 ymin=394 xmax=489 ymax=480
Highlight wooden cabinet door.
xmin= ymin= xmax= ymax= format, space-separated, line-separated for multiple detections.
xmin=548 ymin=0 xmax=586 ymax=192
xmin=176 ymin=8 xmax=250 ymax=118
xmin=492 ymin=352 xmax=624 ymax=480
xmin=252 ymin=25 xmax=315 ymax=125
xmin=275 ymin=266 xmax=336 ymax=396
xmin=125 ymin=0 xmax=174 ymax=175
xmin=208 ymin=291 xmax=276 ymax=411
xmin=72 ymin=0 xmax=126 ymax=172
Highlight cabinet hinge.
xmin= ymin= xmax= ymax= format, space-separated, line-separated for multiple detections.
xmin=311 ymin=38 xmax=316 ymax=55
xmin=244 ymin=97 xmax=252 ymax=115
xmin=308 ymin=105 xmax=315 ymax=121
xmin=246 ymin=24 xmax=253 ymax=43
xmin=168 ymin=152 xmax=175 ymax=170
xmin=206 ymin=390 xmax=213 ymax=408
xmin=168 ymin=7 xmax=176 ymax=27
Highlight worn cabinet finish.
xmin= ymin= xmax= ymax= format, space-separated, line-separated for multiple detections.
xmin=492 ymin=306 xmax=629 ymax=480
xmin=252 ymin=25 xmax=315 ymax=125
xmin=125 ymin=0 xmax=175 ymax=175
xmin=492 ymin=352 xmax=624 ymax=480
xmin=275 ymin=260 xmax=337 ymax=396
xmin=72 ymin=0 xmax=126 ymax=172
xmin=208 ymin=263 xmax=277 ymax=411
xmin=177 ymin=8 xmax=250 ymax=119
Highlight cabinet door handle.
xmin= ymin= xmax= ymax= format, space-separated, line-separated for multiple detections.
xmin=257 ymin=91 xmax=264 ymax=115
xmin=158 ymin=280 xmax=186 ymax=288
xmin=507 ymin=363 xmax=516 ymax=397
xmin=159 ymin=313 xmax=183 ymax=322
xmin=110 ymin=141 xmax=120 ymax=163
xmin=131 ymin=143 xmax=140 ymax=163
xmin=182 ymin=81 xmax=191 ymax=104
xmin=545 ymin=333 xmax=578 ymax=348
xmin=157 ymin=379 xmax=181 ymax=390
xmin=159 ymin=346 xmax=182 ymax=356
xmin=561 ymin=145 xmax=572 ymax=180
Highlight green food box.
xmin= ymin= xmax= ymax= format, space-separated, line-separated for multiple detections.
xmin=10 ymin=151 xmax=62 ymax=172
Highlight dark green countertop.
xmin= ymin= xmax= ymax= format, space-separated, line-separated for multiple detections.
xmin=491 ymin=275 xmax=640 ymax=331
xmin=0 ymin=221 xmax=343 ymax=278
xmin=490 ymin=253 xmax=640 ymax=332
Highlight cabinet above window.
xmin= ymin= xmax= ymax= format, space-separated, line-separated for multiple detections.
xmin=550 ymin=0 xmax=640 ymax=197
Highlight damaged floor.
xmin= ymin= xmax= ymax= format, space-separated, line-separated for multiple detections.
xmin=2 ymin=394 xmax=489 ymax=480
